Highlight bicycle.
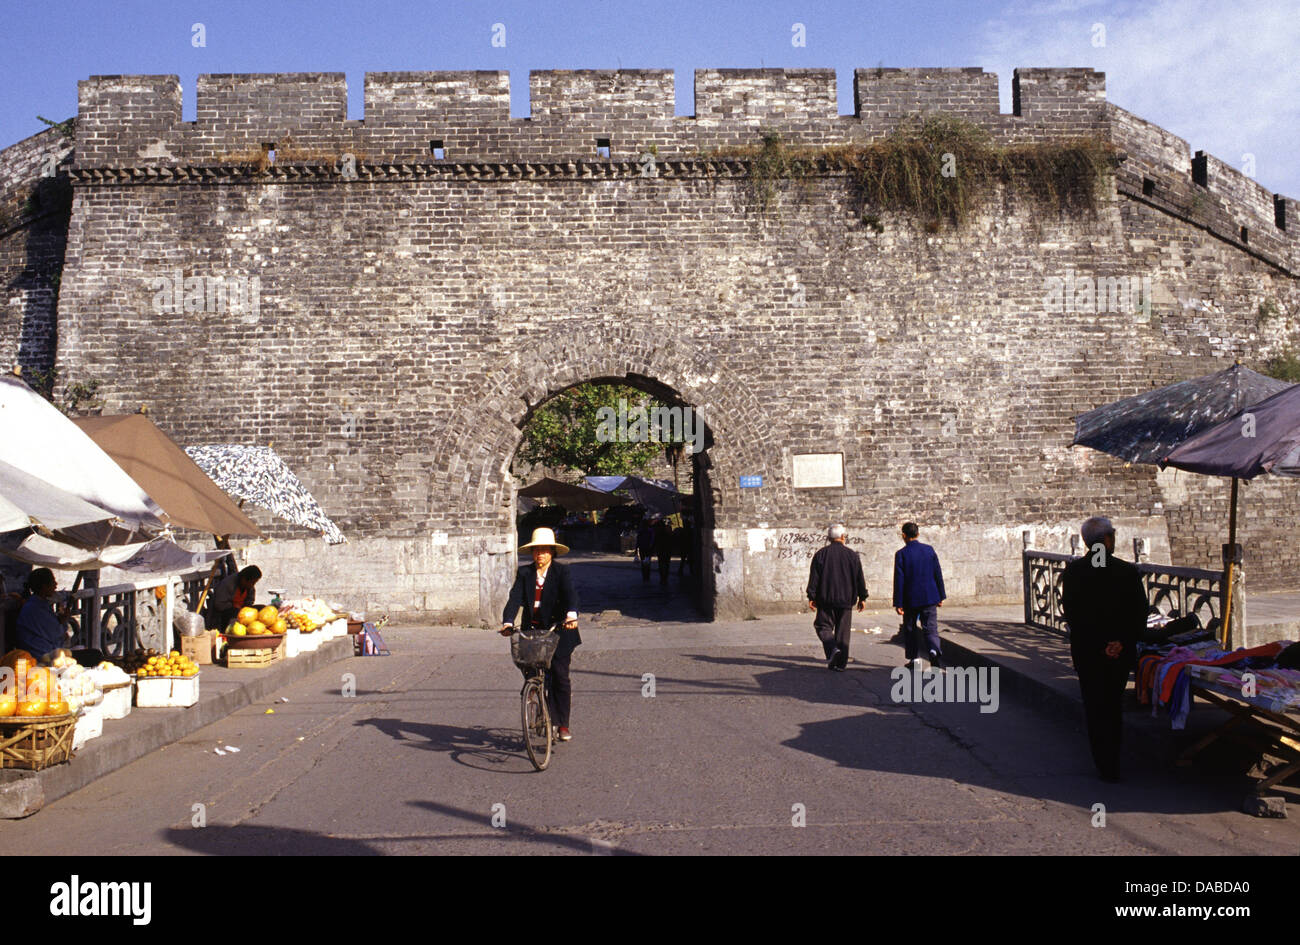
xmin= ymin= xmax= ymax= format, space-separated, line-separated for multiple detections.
xmin=510 ymin=624 xmax=561 ymax=771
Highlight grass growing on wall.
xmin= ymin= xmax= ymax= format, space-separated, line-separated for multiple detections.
xmin=1263 ymin=348 xmax=1300 ymax=382
xmin=715 ymin=114 xmax=1117 ymax=228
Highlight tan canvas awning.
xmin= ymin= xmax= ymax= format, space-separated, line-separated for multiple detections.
xmin=72 ymin=414 xmax=262 ymax=538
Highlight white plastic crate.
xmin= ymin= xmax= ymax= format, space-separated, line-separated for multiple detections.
xmin=100 ymin=683 xmax=132 ymax=720
xmin=135 ymin=673 xmax=200 ymax=708
xmin=72 ymin=706 xmax=104 ymax=751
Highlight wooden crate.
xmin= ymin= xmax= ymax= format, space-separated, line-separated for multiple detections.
xmin=226 ymin=639 xmax=285 ymax=668
xmin=0 ymin=714 xmax=78 ymax=770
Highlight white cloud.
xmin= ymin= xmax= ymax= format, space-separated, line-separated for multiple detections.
xmin=975 ymin=0 xmax=1300 ymax=197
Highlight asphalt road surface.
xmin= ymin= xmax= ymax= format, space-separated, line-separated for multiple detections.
xmin=4 ymin=614 xmax=1298 ymax=856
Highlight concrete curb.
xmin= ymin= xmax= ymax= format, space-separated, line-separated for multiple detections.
xmin=1 ymin=637 xmax=352 ymax=817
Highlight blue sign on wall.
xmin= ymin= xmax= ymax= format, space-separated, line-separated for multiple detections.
xmin=739 ymin=475 xmax=763 ymax=488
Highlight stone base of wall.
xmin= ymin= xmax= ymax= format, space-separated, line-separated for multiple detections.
xmin=228 ymin=515 xmax=1172 ymax=625
xmin=714 ymin=516 xmax=1171 ymax=619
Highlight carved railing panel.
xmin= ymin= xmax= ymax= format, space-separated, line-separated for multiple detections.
xmin=1023 ymin=551 xmax=1223 ymax=636
xmin=59 ymin=570 xmax=211 ymax=657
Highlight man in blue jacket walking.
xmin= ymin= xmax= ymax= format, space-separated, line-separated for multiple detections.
xmin=893 ymin=522 xmax=946 ymax=669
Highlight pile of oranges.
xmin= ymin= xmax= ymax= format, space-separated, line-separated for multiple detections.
xmin=136 ymin=651 xmax=199 ymax=678
xmin=0 ymin=652 xmax=72 ymax=718
xmin=227 ymin=605 xmax=287 ymax=638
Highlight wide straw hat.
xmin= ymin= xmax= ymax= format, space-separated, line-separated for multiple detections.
xmin=518 ymin=527 xmax=569 ymax=556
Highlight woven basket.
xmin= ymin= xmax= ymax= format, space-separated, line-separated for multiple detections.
xmin=0 ymin=713 xmax=78 ymax=770
xmin=511 ymin=629 xmax=560 ymax=670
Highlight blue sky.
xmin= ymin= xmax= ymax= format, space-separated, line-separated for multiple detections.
xmin=2 ymin=0 xmax=1297 ymax=196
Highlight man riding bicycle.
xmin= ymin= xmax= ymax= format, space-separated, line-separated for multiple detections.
xmin=500 ymin=527 xmax=580 ymax=742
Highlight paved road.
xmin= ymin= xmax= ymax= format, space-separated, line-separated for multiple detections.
xmin=4 ymin=615 xmax=1298 ymax=855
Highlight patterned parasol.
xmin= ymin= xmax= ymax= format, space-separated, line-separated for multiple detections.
xmin=1072 ymin=363 xmax=1289 ymax=465
xmin=184 ymin=445 xmax=346 ymax=544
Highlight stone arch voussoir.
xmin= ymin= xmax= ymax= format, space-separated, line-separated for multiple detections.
xmin=434 ymin=325 xmax=774 ymax=531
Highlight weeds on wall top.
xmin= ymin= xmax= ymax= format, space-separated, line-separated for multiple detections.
xmin=217 ymin=135 xmax=368 ymax=173
xmin=715 ymin=114 xmax=1117 ymax=229
xmin=36 ymin=115 xmax=76 ymax=139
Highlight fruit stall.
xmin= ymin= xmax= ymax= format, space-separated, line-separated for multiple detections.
xmin=0 ymin=593 xmax=358 ymax=772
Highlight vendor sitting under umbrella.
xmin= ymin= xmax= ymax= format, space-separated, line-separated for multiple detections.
xmin=14 ymin=568 xmax=70 ymax=660
xmin=207 ymin=565 xmax=261 ymax=630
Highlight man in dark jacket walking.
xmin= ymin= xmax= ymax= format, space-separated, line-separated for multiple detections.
xmin=893 ymin=522 xmax=946 ymax=669
xmin=1062 ymin=516 xmax=1147 ymax=782
xmin=807 ymin=524 xmax=868 ymax=671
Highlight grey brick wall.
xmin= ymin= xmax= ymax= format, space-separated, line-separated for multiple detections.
xmin=4 ymin=65 xmax=1295 ymax=621
xmin=0 ymin=125 xmax=75 ymax=380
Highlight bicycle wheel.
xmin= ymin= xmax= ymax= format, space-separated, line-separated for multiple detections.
xmin=520 ymin=675 xmax=553 ymax=771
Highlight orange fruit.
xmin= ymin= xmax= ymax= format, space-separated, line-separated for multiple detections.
xmin=0 ymin=694 xmax=15 ymax=717
xmin=272 ymin=618 xmax=287 ymax=634
xmin=17 ymin=701 xmax=47 ymax=717
xmin=45 ymin=701 xmax=69 ymax=716
xmin=237 ymin=607 xmax=259 ymax=626
xmin=1 ymin=649 xmax=34 ymax=671
xmin=23 ymin=669 xmax=50 ymax=701
xmin=258 ymin=606 xmax=279 ymax=626
xmin=248 ymin=620 xmax=267 ymax=635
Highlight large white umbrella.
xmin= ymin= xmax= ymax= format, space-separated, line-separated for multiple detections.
xmin=0 ymin=459 xmax=117 ymax=534
xmin=0 ymin=531 xmax=230 ymax=574
xmin=0 ymin=376 xmax=165 ymax=547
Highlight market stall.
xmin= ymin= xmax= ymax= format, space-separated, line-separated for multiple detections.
xmin=1135 ymin=626 xmax=1300 ymax=796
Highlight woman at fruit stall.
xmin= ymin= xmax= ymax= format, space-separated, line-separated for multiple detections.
xmin=13 ymin=568 xmax=70 ymax=661
xmin=207 ymin=565 xmax=262 ymax=631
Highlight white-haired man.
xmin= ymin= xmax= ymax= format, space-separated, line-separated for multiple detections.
xmin=806 ymin=524 xmax=868 ymax=671
xmin=1062 ymin=516 xmax=1148 ymax=782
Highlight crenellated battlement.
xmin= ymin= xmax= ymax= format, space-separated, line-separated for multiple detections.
xmin=1108 ymin=103 xmax=1297 ymax=274
xmin=62 ymin=66 xmax=1297 ymax=271
xmin=73 ymin=66 xmax=1111 ymax=169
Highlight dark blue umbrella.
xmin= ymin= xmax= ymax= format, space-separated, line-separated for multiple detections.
xmin=1072 ymin=363 xmax=1289 ymax=464
xmin=1159 ymin=381 xmax=1300 ymax=641
xmin=1162 ymin=383 xmax=1300 ymax=480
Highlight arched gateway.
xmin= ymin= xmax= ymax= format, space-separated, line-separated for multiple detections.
xmin=2 ymin=67 xmax=1297 ymax=625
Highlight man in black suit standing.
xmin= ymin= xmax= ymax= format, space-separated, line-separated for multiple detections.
xmin=807 ymin=524 xmax=868 ymax=671
xmin=501 ymin=527 xmax=581 ymax=742
xmin=1062 ymin=516 xmax=1148 ymax=782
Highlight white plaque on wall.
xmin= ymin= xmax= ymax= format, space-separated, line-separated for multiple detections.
xmin=792 ymin=453 xmax=844 ymax=489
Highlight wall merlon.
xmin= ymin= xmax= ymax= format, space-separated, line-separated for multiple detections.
xmin=529 ymin=69 xmax=673 ymax=121
xmin=195 ymin=72 xmax=347 ymax=138
xmin=693 ymin=68 xmax=837 ymax=121
xmin=1012 ymin=68 xmax=1106 ymax=121
xmin=364 ymin=71 xmax=510 ymax=124
xmin=1195 ymin=150 xmax=1279 ymax=228
xmin=853 ymin=67 xmax=998 ymax=124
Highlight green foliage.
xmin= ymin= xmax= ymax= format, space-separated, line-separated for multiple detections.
xmin=517 ymin=383 xmax=672 ymax=478
xmin=718 ymin=114 xmax=1116 ymax=228
xmin=1257 ymin=298 xmax=1281 ymax=325
xmin=36 ymin=115 xmax=76 ymax=138
xmin=22 ymin=368 xmax=102 ymax=416
xmin=1263 ymin=348 xmax=1300 ymax=383
xmin=747 ymin=131 xmax=818 ymax=211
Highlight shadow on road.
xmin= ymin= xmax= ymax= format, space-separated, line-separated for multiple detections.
xmin=353 ymin=717 xmax=535 ymax=773
xmin=577 ymin=649 xmax=1284 ymax=819
xmin=162 ymin=824 xmax=382 ymax=855
xmin=407 ymin=799 xmax=644 ymax=855
xmin=561 ymin=553 xmax=703 ymax=624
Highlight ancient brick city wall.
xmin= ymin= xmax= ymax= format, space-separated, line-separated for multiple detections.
xmin=0 ymin=126 xmax=75 ymax=380
xmin=1 ymin=67 xmax=1295 ymax=621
